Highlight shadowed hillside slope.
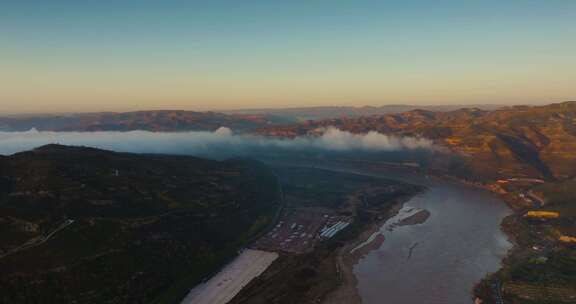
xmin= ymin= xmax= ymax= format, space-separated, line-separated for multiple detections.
xmin=256 ymin=101 xmax=576 ymax=181
xmin=0 ymin=145 xmax=281 ymax=304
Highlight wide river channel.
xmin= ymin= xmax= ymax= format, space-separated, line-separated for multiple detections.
xmin=299 ymin=161 xmax=513 ymax=304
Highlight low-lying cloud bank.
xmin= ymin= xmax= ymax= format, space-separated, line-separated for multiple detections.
xmin=0 ymin=127 xmax=435 ymax=158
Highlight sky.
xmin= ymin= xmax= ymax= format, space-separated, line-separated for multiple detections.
xmin=1 ymin=0 xmax=575 ymax=114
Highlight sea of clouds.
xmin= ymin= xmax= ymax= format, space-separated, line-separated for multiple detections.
xmin=0 ymin=127 xmax=435 ymax=158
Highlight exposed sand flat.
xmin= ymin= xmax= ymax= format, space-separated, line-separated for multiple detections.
xmin=181 ymin=249 xmax=278 ymax=304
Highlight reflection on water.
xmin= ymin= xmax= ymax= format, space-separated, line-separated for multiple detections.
xmin=354 ymin=178 xmax=511 ymax=304
xmin=268 ymin=159 xmax=512 ymax=304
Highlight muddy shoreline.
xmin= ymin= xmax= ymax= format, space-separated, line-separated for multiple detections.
xmin=230 ymin=161 xmax=511 ymax=304
xmin=321 ymin=197 xmax=413 ymax=304
xmin=320 ymin=169 xmax=510 ymax=304
xmin=471 ymin=196 xmax=525 ymax=302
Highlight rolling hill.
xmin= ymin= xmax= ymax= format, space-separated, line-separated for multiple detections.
xmin=256 ymin=101 xmax=576 ymax=181
xmin=0 ymin=145 xmax=281 ymax=304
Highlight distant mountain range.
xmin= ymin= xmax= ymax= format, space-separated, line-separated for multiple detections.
xmin=1 ymin=103 xmax=575 ymax=304
xmin=0 ymin=110 xmax=287 ymax=132
xmin=255 ymin=101 xmax=576 ymax=181
xmin=1 ymin=102 xmax=574 ymax=182
xmin=224 ymin=104 xmax=505 ymax=121
xmin=0 ymin=104 xmax=507 ymax=132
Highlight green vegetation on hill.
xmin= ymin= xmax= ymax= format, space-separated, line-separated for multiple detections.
xmin=0 ymin=145 xmax=281 ymax=304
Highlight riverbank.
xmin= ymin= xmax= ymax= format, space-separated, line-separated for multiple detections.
xmin=427 ymin=174 xmax=522 ymax=303
xmin=415 ymin=170 xmax=575 ymax=304
xmin=320 ymin=193 xmax=435 ymax=304
xmin=228 ymin=185 xmax=423 ymax=304
xmin=227 ymin=160 xmax=512 ymax=303
xmin=277 ymin=160 xmax=511 ymax=303
xmin=473 ymin=188 xmax=576 ymax=303
xmin=322 ymin=201 xmax=406 ymax=304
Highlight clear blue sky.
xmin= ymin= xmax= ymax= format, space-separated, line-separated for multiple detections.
xmin=1 ymin=0 xmax=575 ymax=113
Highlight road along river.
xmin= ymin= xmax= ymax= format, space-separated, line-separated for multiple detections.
xmin=296 ymin=161 xmax=513 ymax=304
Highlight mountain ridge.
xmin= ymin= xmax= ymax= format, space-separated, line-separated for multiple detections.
xmin=0 ymin=110 xmax=286 ymax=132
xmin=255 ymin=101 xmax=576 ymax=181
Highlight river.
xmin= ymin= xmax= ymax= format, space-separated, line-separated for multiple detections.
xmin=282 ymin=160 xmax=513 ymax=304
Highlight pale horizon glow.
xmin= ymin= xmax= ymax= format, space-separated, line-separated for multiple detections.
xmin=1 ymin=0 xmax=575 ymax=114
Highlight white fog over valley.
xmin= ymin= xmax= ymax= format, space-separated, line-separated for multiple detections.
xmin=0 ymin=127 xmax=435 ymax=157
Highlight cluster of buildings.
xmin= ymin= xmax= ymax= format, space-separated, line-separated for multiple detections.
xmin=319 ymin=221 xmax=351 ymax=238
xmin=252 ymin=211 xmax=352 ymax=254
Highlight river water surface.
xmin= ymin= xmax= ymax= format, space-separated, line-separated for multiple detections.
xmin=296 ymin=161 xmax=512 ymax=304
